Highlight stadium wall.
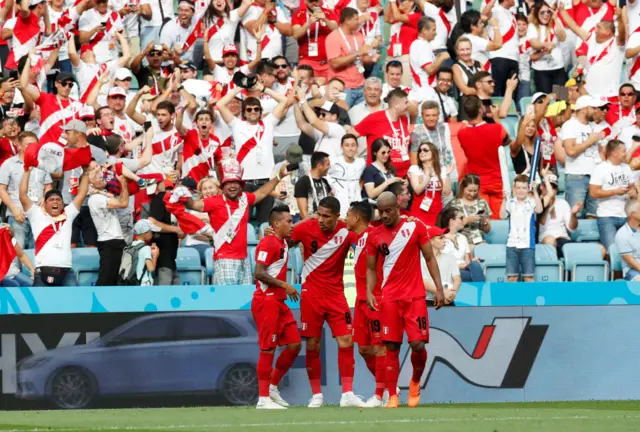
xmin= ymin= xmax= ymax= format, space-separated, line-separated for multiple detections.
xmin=0 ymin=284 xmax=638 ymax=409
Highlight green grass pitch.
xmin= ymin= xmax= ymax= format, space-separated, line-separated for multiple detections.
xmin=0 ymin=401 xmax=639 ymax=432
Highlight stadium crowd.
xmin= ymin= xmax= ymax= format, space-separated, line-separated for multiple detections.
xmin=1 ymin=0 xmax=640 ymax=289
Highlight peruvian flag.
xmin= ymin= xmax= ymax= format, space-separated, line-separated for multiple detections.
xmin=24 ymin=141 xmax=92 ymax=174
xmin=5 ymin=12 xmax=42 ymax=70
xmin=163 ymin=187 xmax=213 ymax=235
xmin=0 ymin=227 xmax=16 ymax=282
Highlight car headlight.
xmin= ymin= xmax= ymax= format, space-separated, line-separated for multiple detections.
xmin=19 ymin=356 xmax=52 ymax=370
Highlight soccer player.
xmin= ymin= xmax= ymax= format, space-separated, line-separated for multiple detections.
xmin=366 ymin=192 xmax=445 ymax=408
xmin=345 ymin=201 xmax=387 ymax=408
xmin=290 ymin=196 xmax=365 ymax=408
xmin=252 ymin=205 xmax=302 ymax=410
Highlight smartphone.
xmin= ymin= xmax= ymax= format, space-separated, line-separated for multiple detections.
xmin=482 ymin=98 xmax=492 ymax=107
xmin=552 ymin=84 xmax=569 ymax=101
xmin=477 ymin=209 xmax=485 ymax=215
xmin=286 ymin=162 xmax=299 ymax=171
xmin=9 ymin=70 xmax=18 ymax=80
xmin=633 ymin=135 xmax=640 ymax=142
xmin=144 ymin=121 xmax=152 ymax=132
xmin=101 ymin=21 xmax=107 ymax=27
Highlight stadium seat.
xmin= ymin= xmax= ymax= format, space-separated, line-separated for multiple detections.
xmin=258 ymin=222 xmax=269 ymax=238
xmin=247 ymin=224 xmax=258 ymax=245
xmin=485 ymin=220 xmax=509 ymax=245
xmin=205 ymin=247 xmax=214 ymax=284
xmin=535 ymin=244 xmax=564 ymax=282
xmin=501 ymin=116 xmax=519 ymax=140
xmin=248 ymin=245 xmax=257 ymax=275
xmin=562 ymin=243 xmax=609 ymax=282
xmin=609 ymin=244 xmax=623 ymax=280
xmin=519 ymin=97 xmax=532 ymax=114
xmin=176 ymin=248 xmax=205 ymax=285
xmin=557 ymin=167 xmax=565 ymax=193
xmin=473 ymin=244 xmax=507 ymax=282
xmin=72 ymin=248 xmax=100 ymax=286
xmin=288 ymin=247 xmax=303 ymax=284
xmin=491 ymin=96 xmax=518 ymax=117
xmin=570 ymin=219 xmax=600 ymax=242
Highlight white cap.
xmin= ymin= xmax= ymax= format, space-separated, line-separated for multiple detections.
xmin=114 ymin=68 xmax=132 ymax=81
xmin=532 ymin=92 xmax=547 ymax=104
xmin=78 ymin=105 xmax=95 ymax=119
xmin=574 ymin=95 xmax=599 ymax=111
xmin=28 ymin=0 xmax=45 ymax=6
xmin=590 ymin=94 xmax=611 ymax=108
xmin=108 ymin=86 xmax=127 ymax=98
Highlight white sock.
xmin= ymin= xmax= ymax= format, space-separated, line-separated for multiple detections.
xmin=269 ymin=384 xmax=278 ymax=392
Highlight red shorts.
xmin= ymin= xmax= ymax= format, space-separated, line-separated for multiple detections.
xmin=300 ymin=294 xmax=352 ymax=339
xmin=380 ymin=297 xmax=429 ymax=343
xmin=298 ymin=58 xmax=329 ymax=80
xmin=353 ymin=299 xmax=383 ymax=346
xmin=251 ymin=297 xmax=301 ymax=350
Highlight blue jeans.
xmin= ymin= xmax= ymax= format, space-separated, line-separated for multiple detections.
xmin=8 ymin=216 xmax=33 ymax=250
xmin=597 ymin=216 xmax=626 ymax=251
xmin=625 ymin=268 xmax=640 ymax=281
xmin=345 ymin=86 xmax=364 ymax=109
xmin=140 ymin=26 xmax=161 ymax=54
xmin=565 ymin=174 xmax=597 ymax=218
xmin=506 ymin=247 xmax=535 ymax=278
xmin=460 ymin=261 xmax=485 ymax=282
xmin=1 ymin=273 xmax=33 ymax=287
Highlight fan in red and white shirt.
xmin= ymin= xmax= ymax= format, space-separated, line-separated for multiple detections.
xmin=569 ymin=0 xmax=614 ymax=39
xmin=561 ymin=9 xmax=625 ymax=99
xmin=409 ymin=17 xmax=450 ymax=92
xmin=159 ymin=0 xmax=200 ymax=64
xmin=176 ymin=109 xmax=223 ymax=183
xmin=291 ymin=0 xmax=338 ymax=80
xmin=241 ymin=0 xmax=292 ymax=62
xmin=386 ymin=0 xmax=421 ymax=86
xmin=419 ymin=0 xmax=452 ymax=52
xmin=78 ymin=0 xmax=123 ymax=64
xmin=5 ymin=0 xmax=47 ymax=71
xmin=627 ymin=30 xmax=640 ymax=92
xmin=138 ymin=101 xmax=184 ymax=176
xmin=106 ymin=87 xmax=139 ymax=143
xmin=207 ymin=44 xmax=254 ymax=86
xmin=348 ymin=0 xmax=382 ymax=46
xmin=605 ymin=84 xmax=638 ymax=136
xmin=483 ymin=0 xmax=519 ymax=94
xmin=202 ymin=0 xmax=253 ymax=62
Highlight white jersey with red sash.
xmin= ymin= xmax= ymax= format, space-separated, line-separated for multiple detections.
xmin=537 ymin=118 xmax=557 ymax=166
xmin=78 ymin=9 xmax=122 ymax=63
xmin=489 ymin=5 xmax=518 ymax=62
xmin=139 ymin=128 xmax=183 ymax=175
xmin=181 ymin=129 xmax=223 ymax=182
xmin=357 ymin=7 xmax=382 ymax=44
xmin=6 ymin=11 xmax=43 ymax=70
xmin=76 ymin=60 xmax=116 ymax=103
xmin=35 ymin=92 xmax=84 ymax=144
xmin=421 ymin=2 xmax=451 ymax=51
xmin=27 ymin=204 xmax=79 ymax=269
xmin=241 ymin=4 xmax=286 ymax=61
xmin=627 ymin=28 xmax=640 ymax=89
xmin=229 ymin=114 xmax=277 ymax=180
xmin=584 ymin=33 xmax=624 ymax=98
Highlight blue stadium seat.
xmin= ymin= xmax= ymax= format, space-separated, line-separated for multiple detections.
xmin=287 ymin=247 xmax=303 ymax=284
xmin=72 ymin=248 xmax=100 ymax=286
xmin=500 ymin=116 xmax=519 ymax=140
xmin=259 ymin=222 xmax=269 ymax=238
xmin=247 ymin=224 xmax=258 ymax=245
xmin=21 ymin=249 xmax=36 ymax=277
xmin=562 ymin=243 xmax=608 ymax=282
xmin=570 ymin=219 xmax=600 ymax=242
xmin=176 ymin=248 xmax=204 ymax=285
xmin=491 ymin=96 xmax=518 ymax=117
xmin=204 ymin=247 xmax=214 ymax=284
xmin=248 ymin=245 xmax=257 ymax=276
xmin=535 ymin=244 xmax=564 ymax=282
xmin=485 ymin=220 xmax=509 ymax=245
xmin=609 ymin=244 xmax=623 ymax=281
xmin=557 ymin=167 xmax=565 ymax=193
xmin=519 ymin=97 xmax=533 ymax=115
xmin=473 ymin=244 xmax=507 ymax=282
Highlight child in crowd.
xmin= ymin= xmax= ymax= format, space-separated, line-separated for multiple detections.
xmin=131 ymin=220 xmax=160 ymax=286
xmin=422 ymin=226 xmax=461 ymax=306
xmin=500 ymin=174 xmax=543 ymax=282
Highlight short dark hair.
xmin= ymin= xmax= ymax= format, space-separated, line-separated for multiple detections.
xmin=328 ymin=77 xmax=345 ymax=88
xmin=269 ymin=204 xmax=291 ymax=225
xmin=256 ymin=59 xmax=275 ymax=76
xmin=463 ymin=95 xmax=482 ymax=119
xmin=437 ymin=66 xmax=453 ymax=78
xmin=95 ymin=106 xmax=112 ymax=122
xmin=515 ymin=12 xmax=528 ymax=23
xmin=418 ymin=16 xmax=435 ymax=33
xmin=195 ymin=109 xmax=213 ymax=122
xmin=105 ymin=134 xmax=123 ymax=155
xmin=319 ymin=196 xmax=341 ymax=215
xmin=298 ymin=64 xmax=315 ymax=77
xmin=385 ymin=88 xmax=408 ymax=105
xmin=340 ymin=7 xmax=358 ymax=24
xmin=620 ymin=83 xmax=636 ymax=95
xmin=386 ymin=60 xmax=403 ymax=73
xmin=310 ymin=151 xmax=329 ymax=169
xmin=349 ymin=201 xmax=372 ymax=223
xmin=460 ymin=9 xmax=481 ymax=33
xmin=341 ymin=133 xmax=358 ymax=146
xmin=242 ymin=97 xmax=262 ymax=113
xmin=272 ymin=55 xmax=289 ymax=67
xmin=17 ymin=131 xmax=37 ymax=144
xmin=156 ymin=101 xmax=175 ymax=115
xmin=44 ymin=190 xmax=63 ymax=201
xmin=470 ymin=71 xmax=492 ymax=88
xmin=438 ymin=207 xmax=460 ymax=229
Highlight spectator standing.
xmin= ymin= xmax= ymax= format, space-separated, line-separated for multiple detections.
xmin=327 ymin=134 xmax=365 ymax=218
xmin=510 ymin=112 xmax=540 ymax=176
xmin=446 ymin=174 xmax=492 ymax=248
xmin=4 ymin=0 xmax=48 ymax=71
xmin=138 ymin=0 xmax=173 ymax=50
xmin=130 ymin=219 xmax=160 ymax=286
xmin=348 ymin=77 xmax=385 ymax=157
xmin=606 ymin=84 xmax=638 ymax=136
xmin=294 ymin=96 xmax=346 ymax=161
xmin=483 ymin=0 xmax=520 ymax=97
xmin=430 ymin=67 xmax=458 ymax=123
xmin=78 ymin=0 xmax=123 ymax=64
xmin=326 ymin=7 xmax=378 ymax=108
xmin=130 ymin=44 xmax=171 ymax=92
xmin=148 ymin=181 xmax=182 ymax=286
xmin=615 ymin=200 xmax=640 ymax=281
xmin=381 ymin=60 xmax=410 ymax=99
xmin=241 ymin=0 xmax=293 ymax=62
xmin=384 ymin=0 xmax=421 ymax=87
xmin=526 ymin=3 xmax=566 ymax=94
xmin=202 ymin=0 xmax=252 ymax=63
xmin=422 ymin=226 xmax=460 ymax=306
xmin=292 ymin=0 xmax=338 ymax=81
xmin=159 ymin=0 xmax=200 ymax=65
xmin=0 ymin=131 xmax=52 ymax=249
xmin=459 ymin=11 xmax=502 ymax=72
xmin=361 ymin=138 xmax=402 ymax=202
xmin=451 ymin=37 xmax=483 ymax=121
xmin=458 ymin=95 xmax=510 ymax=218
xmin=183 ymin=177 xmax=217 ymax=265
xmin=589 ymin=140 xmax=637 ymax=251
xmin=19 ymin=164 xmax=89 ymax=287
xmin=440 ymin=207 xmax=485 ymax=282
xmin=515 ymin=13 xmax=532 ymax=105
xmin=410 ymin=101 xmax=456 ymax=180
xmin=538 ymin=173 xmax=580 ymax=258
xmin=408 ymin=17 xmax=450 ymax=94
xmin=500 ymin=174 xmax=543 ymax=282
xmin=272 ymin=145 xmax=308 ymax=223
xmin=294 ymin=151 xmax=333 ymax=219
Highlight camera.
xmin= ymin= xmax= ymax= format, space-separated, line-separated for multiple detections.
xmin=232 ymin=71 xmax=258 ymax=90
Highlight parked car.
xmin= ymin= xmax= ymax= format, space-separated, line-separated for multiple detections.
xmin=16 ymin=312 xmax=259 ymax=409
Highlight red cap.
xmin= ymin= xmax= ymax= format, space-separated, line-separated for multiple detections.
xmin=427 ymin=226 xmax=449 ymax=239
xmin=222 ymin=44 xmax=239 ymax=56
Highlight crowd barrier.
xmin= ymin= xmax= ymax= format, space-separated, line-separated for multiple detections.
xmin=0 ymin=283 xmax=639 ymax=409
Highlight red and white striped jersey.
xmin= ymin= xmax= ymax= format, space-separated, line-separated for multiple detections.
xmin=77 ymin=9 xmax=122 ymax=63
xmin=6 ymin=12 xmax=43 ymax=70
xmin=35 ymin=92 xmax=84 ymax=144
xmin=409 ymin=38 xmax=436 ymax=89
xmin=254 ymin=235 xmax=289 ymax=301
xmin=138 ymin=128 xmax=183 ymax=175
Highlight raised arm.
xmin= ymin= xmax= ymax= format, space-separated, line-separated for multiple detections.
xmin=125 ymin=86 xmax=150 ymax=125
xmin=254 ymin=164 xmax=290 ymax=202
xmin=19 ymin=53 xmax=40 ymax=102
xmin=216 ymin=86 xmax=243 ymax=125
xmin=293 ymin=101 xmax=315 ymax=136
xmin=18 ymin=167 xmax=33 ymax=212
xmin=558 ymin=5 xmax=589 ymax=41
xmin=106 ymin=176 xmax=129 ymax=209
xmin=72 ymin=167 xmax=90 ymax=211
xmin=116 ymin=30 xmax=131 ymax=67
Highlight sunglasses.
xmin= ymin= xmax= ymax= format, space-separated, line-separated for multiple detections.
xmin=118 ymin=77 xmax=132 ymax=82
xmin=419 ymin=147 xmax=430 ymax=153
xmin=59 ymin=81 xmax=74 ymax=88
xmin=620 ymin=92 xmax=635 ymax=97
xmin=388 ymin=60 xmax=402 ymax=67
xmin=275 ymin=64 xmax=288 ymax=69
xmin=481 ymin=79 xmax=495 ymax=85
xmin=539 ymin=10 xmax=552 ymax=15
xmin=379 ymin=150 xmax=390 ymax=155
xmin=245 ymin=107 xmax=261 ymax=113
xmin=148 ymin=52 xmax=163 ymax=57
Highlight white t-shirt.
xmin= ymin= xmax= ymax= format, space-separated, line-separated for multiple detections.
xmin=78 ymin=9 xmax=123 ymax=63
xmin=160 ymin=17 xmax=198 ymax=62
xmin=206 ymin=10 xmax=242 ymax=61
xmin=628 ymin=0 xmax=640 ymax=37
xmin=313 ymin=122 xmax=346 ymax=160
xmin=241 ymin=5 xmax=287 ymax=60
xmin=584 ymin=34 xmax=625 ymax=98
xmin=113 ymin=114 xmax=139 ymax=143
xmin=589 ymin=160 xmax=633 ymax=218
xmin=409 ymin=38 xmax=436 ymax=89
xmin=442 ymin=233 xmax=470 ymax=267
xmin=505 ymin=197 xmax=537 ymax=249
xmin=518 ymin=36 xmax=531 ymax=82
xmin=327 ymin=156 xmax=365 ymax=217
xmin=488 ymin=5 xmax=519 ymax=62
xmin=627 ymin=31 xmax=640 ymax=91
xmin=109 ymin=0 xmax=140 ymax=36
xmin=538 ymin=198 xmax=573 ymax=241
xmin=421 ymin=2 xmax=449 ymax=51
xmin=27 ymin=204 xmax=80 ymax=268
xmin=131 ymin=239 xmax=154 ymax=285
xmin=464 ymin=33 xmax=490 ymax=69
xmin=421 ymin=252 xmax=459 ymax=301
xmin=88 ymin=194 xmax=124 ymax=242
xmin=272 ymin=78 xmax=299 ymax=138
xmin=560 ymin=118 xmax=598 ymax=175
xmin=230 ymin=114 xmax=279 ymax=180
xmin=74 ymin=59 xmax=119 ymax=100
xmin=526 ymin=24 xmax=563 ymax=71
xmin=213 ymin=64 xmax=250 ymax=86
xmin=139 ymin=0 xmax=174 ymax=28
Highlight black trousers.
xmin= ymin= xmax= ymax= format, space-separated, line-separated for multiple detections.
xmin=532 ymin=68 xmax=567 ymax=95
xmin=244 ymin=178 xmax=274 ymax=224
xmin=96 ymin=239 xmax=127 ymax=286
xmin=490 ymin=57 xmax=519 ymax=97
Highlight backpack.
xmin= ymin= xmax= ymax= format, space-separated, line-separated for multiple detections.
xmin=117 ymin=242 xmax=149 ymax=286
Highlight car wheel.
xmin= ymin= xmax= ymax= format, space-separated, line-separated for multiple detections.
xmin=220 ymin=364 xmax=258 ymax=406
xmin=49 ymin=367 xmax=96 ymax=409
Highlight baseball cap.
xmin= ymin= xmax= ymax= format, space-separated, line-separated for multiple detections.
xmin=29 ymin=0 xmax=45 ymax=6
xmin=318 ymin=101 xmax=340 ymax=116
xmin=178 ymin=61 xmax=197 ymax=70
xmin=114 ymin=68 xmax=132 ymax=81
xmin=574 ymin=95 xmax=599 ymax=111
xmin=590 ymin=95 xmax=611 ymax=108
xmin=286 ymin=144 xmax=304 ymax=166
xmin=133 ymin=219 xmax=161 ymax=235
xmin=222 ymin=44 xmax=239 ymax=56
xmin=60 ymin=120 xmax=87 ymax=134
xmin=56 ymin=72 xmax=74 ymax=83
xmin=427 ymin=226 xmax=449 ymax=239
xmin=108 ymin=86 xmax=127 ymax=98
xmin=79 ymin=105 xmax=95 ymax=120
xmin=565 ymin=78 xmax=577 ymax=87
xmin=545 ymin=100 xmax=567 ymax=117
xmin=531 ymin=92 xmax=547 ymax=104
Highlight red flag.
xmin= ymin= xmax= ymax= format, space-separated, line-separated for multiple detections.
xmin=24 ymin=141 xmax=92 ymax=174
xmin=0 ymin=227 xmax=16 ymax=281
xmin=163 ymin=189 xmax=211 ymax=235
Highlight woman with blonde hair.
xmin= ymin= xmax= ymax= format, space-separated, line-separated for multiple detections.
xmin=184 ymin=177 xmax=219 ymax=265
xmin=408 ymin=141 xmax=452 ymax=226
